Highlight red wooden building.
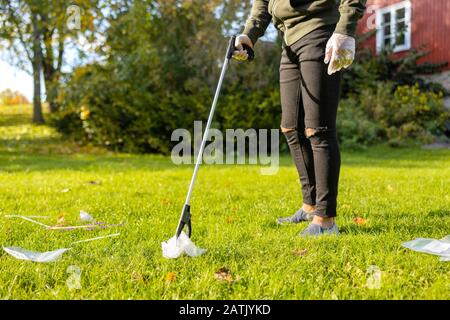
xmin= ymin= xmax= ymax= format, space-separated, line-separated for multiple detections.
xmin=357 ymin=0 xmax=450 ymax=90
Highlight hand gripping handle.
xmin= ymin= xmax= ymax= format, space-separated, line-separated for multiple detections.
xmin=226 ymin=36 xmax=255 ymax=61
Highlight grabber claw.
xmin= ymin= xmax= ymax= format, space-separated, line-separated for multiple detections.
xmin=175 ymin=204 xmax=192 ymax=239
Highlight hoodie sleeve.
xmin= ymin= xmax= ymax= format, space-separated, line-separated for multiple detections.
xmin=242 ymin=0 xmax=272 ymax=45
xmin=335 ymin=0 xmax=367 ymax=37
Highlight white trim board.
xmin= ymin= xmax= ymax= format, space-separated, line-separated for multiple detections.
xmin=375 ymin=0 xmax=412 ymax=53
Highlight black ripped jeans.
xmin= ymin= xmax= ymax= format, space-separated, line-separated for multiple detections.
xmin=280 ymin=25 xmax=342 ymax=218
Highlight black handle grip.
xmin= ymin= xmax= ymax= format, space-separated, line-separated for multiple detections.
xmin=226 ymin=36 xmax=236 ymax=60
xmin=226 ymin=36 xmax=255 ymax=61
xmin=242 ymin=44 xmax=255 ymax=61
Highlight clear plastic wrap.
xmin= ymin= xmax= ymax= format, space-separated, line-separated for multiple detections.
xmin=402 ymin=236 xmax=450 ymax=261
xmin=3 ymin=246 xmax=70 ymax=262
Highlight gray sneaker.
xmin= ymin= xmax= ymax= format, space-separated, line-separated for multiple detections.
xmin=276 ymin=208 xmax=313 ymax=225
xmin=299 ymin=222 xmax=340 ymax=237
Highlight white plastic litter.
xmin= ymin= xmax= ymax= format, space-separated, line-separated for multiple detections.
xmin=402 ymin=236 xmax=450 ymax=261
xmin=5 ymin=213 xmax=122 ymax=231
xmin=79 ymin=210 xmax=94 ymax=222
xmin=3 ymin=233 xmax=120 ymax=263
xmin=161 ymin=232 xmax=206 ymax=259
xmin=3 ymin=246 xmax=70 ymax=262
xmin=72 ymin=232 xmax=120 ymax=244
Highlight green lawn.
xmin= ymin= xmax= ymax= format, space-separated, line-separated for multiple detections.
xmin=0 ymin=105 xmax=449 ymax=299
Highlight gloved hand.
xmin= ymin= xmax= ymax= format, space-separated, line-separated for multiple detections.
xmin=233 ymin=34 xmax=253 ymax=61
xmin=324 ymin=33 xmax=356 ymax=75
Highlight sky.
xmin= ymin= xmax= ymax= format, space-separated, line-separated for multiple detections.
xmin=0 ymin=41 xmax=87 ymax=102
xmin=0 ymin=60 xmax=34 ymax=101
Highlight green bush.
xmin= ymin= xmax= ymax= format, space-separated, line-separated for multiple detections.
xmin=337 ymin=83 xmax=449 ymax=148
xmin=52 ymin=1 xmax=282 ymax=154
xmin=343 ymin=33 xmax=448 ymax=98
xmin=53 ymin=63 xmax=213 ymax=153
xmin=380 ymin=84 xmax=448 ymax=146
xmin=337 ymin=33 xmax=449 ymax=147
xmin=337 ymin=97 xmax=380 ymax=150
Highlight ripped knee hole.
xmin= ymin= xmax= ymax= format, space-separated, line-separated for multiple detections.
xmin=281 ymin=126 xmax=295 ymax=133
xmin=305 ymin=127 xmax=331 ymax=138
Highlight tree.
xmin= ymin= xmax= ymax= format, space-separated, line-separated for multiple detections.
xmin=0 ymin=0 xmax=101 ymax=123
xmin=0 ymin=1 xmax=43 ymax=122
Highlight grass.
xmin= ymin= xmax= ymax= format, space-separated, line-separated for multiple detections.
xmin=0 ymin=104 xmax=449 ymax=300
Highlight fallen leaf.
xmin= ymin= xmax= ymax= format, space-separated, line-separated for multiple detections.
xmin=214 ymin=267 xmax=240 ymax=283
xmin=293 ymin=248 xmax=308 ymax=257
xmin=166 ymin=272 xmax=176 ymax=282
xmin=131 ymin=271 xmax=144 ymax=283
xmin=225 ymin=216 xmax=234 ymax=224
xmin=160 ymin=199 xmax=171 ymax=205
xmin=353 ymin=217 xmax=367 ymax=226
xmin=87 ymin=180 xmax=102 ymax=185
xmin=56 ymin=213 xmax=67 ymax=227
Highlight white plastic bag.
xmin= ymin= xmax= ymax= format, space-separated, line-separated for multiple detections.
xmin=3 ymin=233 xmax=120 ymax=263
xmin=3 ymin=246 xmax=70 ymax=263
xmin=402 ymin=236 xmax=450 ymax=261
xmin=324 ymin=33 xmax=356 ymax=75
xmin=161 ymin=232 xmax=206 ymax=259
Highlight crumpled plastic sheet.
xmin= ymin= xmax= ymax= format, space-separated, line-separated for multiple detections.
xmin=79 ymin=210 xmax=94 ymax=222
xmin=402 ymin=236 xmax=450 ymax=261
xmin=3 ymin=233 xmax=120 ymax=263
xmin=3 ymin=246 xmax=70 ymax=263
xmin=161 ymin=232 xmax=206 ymax=259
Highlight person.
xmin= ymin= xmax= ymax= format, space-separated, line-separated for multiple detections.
xmin=234 ymin=0 xmax=367 ymax=236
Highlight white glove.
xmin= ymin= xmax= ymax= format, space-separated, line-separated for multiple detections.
xmin=233 ymin=34 xmax=253 ymax=61
xmin=324 ymin=33 xmax=356 ymax=75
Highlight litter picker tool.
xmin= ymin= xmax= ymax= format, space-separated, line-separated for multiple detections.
xmin=175 ymin=36 xmax=254 ymax=239
xmin=162 ymin=36 xmax=254 ymax=259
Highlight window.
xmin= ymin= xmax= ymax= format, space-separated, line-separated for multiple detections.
xmin=376 ymin=1 xmax=412 ymax=53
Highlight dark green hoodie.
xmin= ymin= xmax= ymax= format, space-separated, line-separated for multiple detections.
xmin=243 ymin=0 xmax=367 ymax=46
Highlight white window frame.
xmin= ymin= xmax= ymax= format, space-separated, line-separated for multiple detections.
xmin=375 ymin=0 xmax=412 ymax=53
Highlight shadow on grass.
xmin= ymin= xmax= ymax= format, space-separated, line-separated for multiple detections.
xmin=339 ymin=145 xmax=450 ymax=168
xmin=264 ymin=211 xmax=448 ymax=237
xmin=0 ymin=113 xmax=33 ymax=127
xmin=0 ymin=136 xmax=64 ymax=148
xmin=338 ymin=225 xmax=387 ymax=235
xmin=2 ymin=150 xmax=449 ymax=173
xmin=0 ymin=152 xmax=176 ymax=172
xmin=1 ymin=137 xmax=449 ymax=173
